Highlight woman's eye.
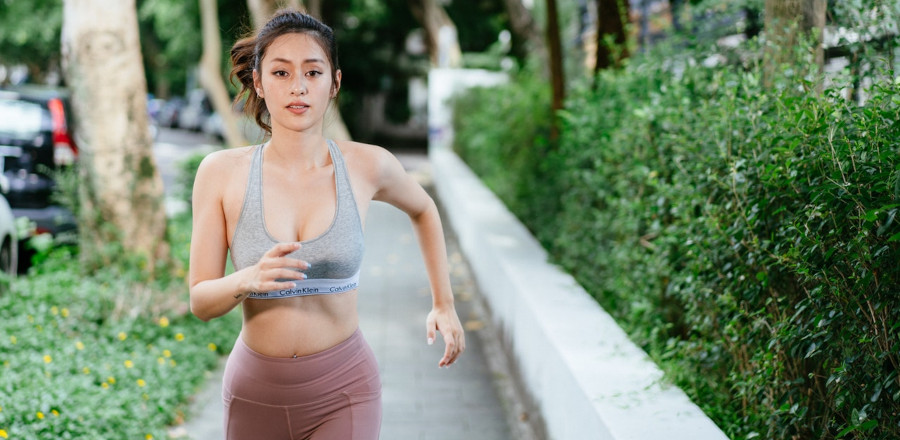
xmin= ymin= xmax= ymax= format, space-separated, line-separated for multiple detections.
xmin=273 ymin=70 xmax=288 ymax=77
xmin=307 ymin=70 xmax=322 ymax=77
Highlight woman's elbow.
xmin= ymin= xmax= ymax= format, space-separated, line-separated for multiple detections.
xmin=189 ymin=293 xmax=215 ymax=322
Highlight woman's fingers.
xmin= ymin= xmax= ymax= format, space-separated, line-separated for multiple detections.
xmin=264 ymin=242 xmax=302 ymax=258
xmin=246 ymin=243 xmax=311 ymax=293
xmin=427 ymin=308 xmax=465 ymax=368
xmin=440 ymin=329 xmax=465 ymax=367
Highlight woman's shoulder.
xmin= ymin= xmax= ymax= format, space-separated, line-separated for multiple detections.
xmin=332 ymin=140 xmax=410 ymax=188
xmin=198 ymin=145 xmax=256 ymax=171
xmin=333 ymin=140 xmax=397 ymax=169
xmin=194 ymin=145 xmax=257 ymax=186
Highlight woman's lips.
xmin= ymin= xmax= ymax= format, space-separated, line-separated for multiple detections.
xmin=286 ymin=104 xmax=309 ymax=114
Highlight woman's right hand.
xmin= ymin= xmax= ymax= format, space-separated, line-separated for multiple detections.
xmin=240 ymin=242 xmax=310 ymax=294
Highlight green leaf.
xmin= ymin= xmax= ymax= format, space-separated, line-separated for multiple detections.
xmin=837 ymin=424 xmax=856 ymax=438
xmin=860 ymin=419 xmax=878 ymax=431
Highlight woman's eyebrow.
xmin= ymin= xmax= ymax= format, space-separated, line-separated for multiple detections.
xmin=268 ymin=57 xmax=324 ymax=65
xmin=270 ymin=57 xmax=294 ymax=64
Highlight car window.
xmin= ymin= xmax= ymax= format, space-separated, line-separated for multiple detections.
xmin=0 ymin=99 xmax=47 ymax=139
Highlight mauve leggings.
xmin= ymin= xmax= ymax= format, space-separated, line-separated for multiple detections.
xmin=222 ymin=329 xmax=382 ymax=440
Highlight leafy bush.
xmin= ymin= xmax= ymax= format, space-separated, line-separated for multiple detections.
xmin=452 ymin=40 xmax=900 ymax=439
xmin=0 ymin=159 xmax=240 ymax=439
xmin=452 ymin=64 xmax=561 ymax=236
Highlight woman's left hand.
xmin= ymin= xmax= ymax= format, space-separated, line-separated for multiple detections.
xmin=426 ymin=306 xmax=466 ymax=367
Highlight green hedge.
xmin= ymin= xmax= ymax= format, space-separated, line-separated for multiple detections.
xmin=452 ymin=46 xmax=900 ymax=439
xmin=0 ymin=180 xmax=240 ymax=439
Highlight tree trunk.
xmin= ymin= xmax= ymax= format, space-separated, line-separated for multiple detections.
xmin=763 ymin=0 xmax=826 ymax=88
xmin=594 ymin=0 xmax=629 ymax=73
xmin=408 ymin=0 xmax=463 ymax=68
xmin=306 ymin=0 xmax=321 ymax=19
xmin=545 ymin=0 xmax=564 ymax=140
xmin=199 ymin=0 xmax=248 ymax=148
xmin=61 ymin=0 xmax=168 ymax=269
xmin=501 ymin=0 xmax=545 ymax=58
xmin=247 ymin=0 xmax=304 ymax=31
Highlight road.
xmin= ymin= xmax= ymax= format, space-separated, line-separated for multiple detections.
xmin=152 ymin=127 xmax=223 ymax=215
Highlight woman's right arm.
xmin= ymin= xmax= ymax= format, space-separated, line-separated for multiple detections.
xmin=188 ymin=153 xmax=307 ymax=321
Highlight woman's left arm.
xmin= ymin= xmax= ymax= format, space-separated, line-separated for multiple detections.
xmin=370 ymin=147 xmax=465 ymax=367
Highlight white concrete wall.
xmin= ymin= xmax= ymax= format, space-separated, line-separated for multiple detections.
xmin=429 ymin=142 xmax=729 ymax=440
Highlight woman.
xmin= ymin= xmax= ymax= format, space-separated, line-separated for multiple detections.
xmin=188 ymin=10 xmax=465 ymax=439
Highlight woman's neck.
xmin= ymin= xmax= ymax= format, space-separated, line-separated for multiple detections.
xmin=266 ymin=128 xmax=330 ymax=170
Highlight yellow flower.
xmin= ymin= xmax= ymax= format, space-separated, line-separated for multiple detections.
xmin=75 ymin=341 xmax=85 ymax=350
xmin=124 ymin=360 xmax=134 ymax=369
xmin=36 ymin=411 xmax=44 ymax=420
xmin=9 ymin=336 xmax=15 ymax=345
xmin=118 ymin=332 xmax=127 ymax=341
xmin=51 ymin=306 xmax=59 ymax=315
xmin=0 ymin=428 xmax=7 ymax=438
xmin=82 ymin=367 xmax=91 ymax=375
xmin=157 ymin=357 xmax=165 ymax=365
xmin=43 ymin=355 xmax=52 ymax=364
xmin=162 ymin=349 xmax=172 ymax=358
xmin=61 ymin=308 xmax=69 ymax=317
xmin=137 ymin=379 xmax=146 ymax=387
xmin=101 ymin=382 xmax=109 ymax=389
xmin=51 ymin=409 xmax=59 ymax=417
xmin=175 ymin=333 xmax=184 ymax=342
xmin=207 ymin=343 xmax=217 ymax=352
xmin=146 ymin=435 xmax=153 ymax=440
xmin=107 ymin=376 xmax=116 ymax=384
xmin=169 ymin=359 xmax=177 ymax=367
xmin=158 ymin=317 xmax=169 ymax=328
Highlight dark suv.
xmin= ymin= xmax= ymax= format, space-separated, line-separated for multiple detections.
xmin=0 ymin=86 xmax=78 ymax=268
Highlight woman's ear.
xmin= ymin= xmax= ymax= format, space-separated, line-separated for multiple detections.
xmin=253 ymin=69 xmax=263 ymax=98
xmin=331 ymin=70 xmax=342 ymax=98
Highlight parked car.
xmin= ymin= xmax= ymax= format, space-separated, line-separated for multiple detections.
xmin=0 ymin=193 xmax=18 ymax=278
xmin=0 ymin=86 xmax=78 ymax=270
xmin=177 ymin=89 xmax=213 ymax=132
xmin=202 ymin=111 xmax=224 ymax=141
xmin=157 ymin=96 xmax=185 ymax=128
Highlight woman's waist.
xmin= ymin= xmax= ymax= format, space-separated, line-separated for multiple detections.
xmin=226 ymin=326 xmax=380 ymax=399
xmin=240 ymin=298 xmax=359 ymax=358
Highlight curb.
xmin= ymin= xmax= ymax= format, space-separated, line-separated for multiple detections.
xmin=430 ymin=146 xmax=729 ymax=440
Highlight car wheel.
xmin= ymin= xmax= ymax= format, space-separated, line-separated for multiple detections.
xmin=0 ymin=239 xmax=13 ymax=274
xmin=0 ymin=239 xmax=14 ymax=293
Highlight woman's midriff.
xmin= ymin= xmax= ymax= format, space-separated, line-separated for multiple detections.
xmin=240 ymin=290 xmax=359 ymax=358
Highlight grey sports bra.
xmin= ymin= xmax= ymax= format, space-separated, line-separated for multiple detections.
xmin=229 ymin=140 xmax=365 ymax=299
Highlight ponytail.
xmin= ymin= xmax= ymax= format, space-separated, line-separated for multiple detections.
xmin=230 ymin=36 xmax=271 ymax=135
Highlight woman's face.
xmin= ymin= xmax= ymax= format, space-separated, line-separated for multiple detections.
xmin=254 ymin=33 xmax=340 ymax=135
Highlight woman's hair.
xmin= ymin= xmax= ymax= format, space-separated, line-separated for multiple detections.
xmin=230 ymin=10 xmax=340 ymax=136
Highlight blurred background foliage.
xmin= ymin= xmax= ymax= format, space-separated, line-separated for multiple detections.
xmin=0 ymin=0 xmax=517 ymax=143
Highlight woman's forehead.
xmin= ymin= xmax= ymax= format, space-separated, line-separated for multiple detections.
xmin=262 ymin=33 xmax=328 ymax=65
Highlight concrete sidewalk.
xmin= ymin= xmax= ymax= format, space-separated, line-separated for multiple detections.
xmin=172 ymin=154 xmax=523 ymax=440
